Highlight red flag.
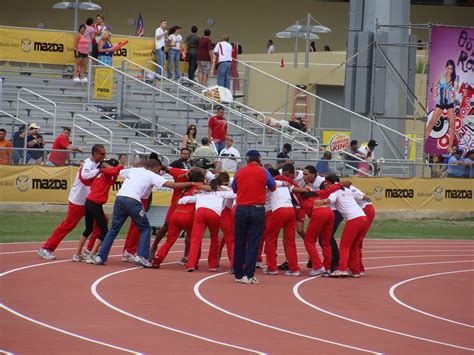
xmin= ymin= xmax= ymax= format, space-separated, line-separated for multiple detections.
xmin=280 ymin=57 xmax=285 ymax=68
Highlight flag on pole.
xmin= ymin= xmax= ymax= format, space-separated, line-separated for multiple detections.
xmin=280 ymin=57 xmax=285 ymax=68
xmin=136 ymin=13 xmax=144 ymax=37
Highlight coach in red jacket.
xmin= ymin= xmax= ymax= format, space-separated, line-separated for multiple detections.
xmin=232 ymin=150 xmax=276 ymax=284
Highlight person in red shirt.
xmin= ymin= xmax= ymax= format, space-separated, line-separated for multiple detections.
xmin=232 ymin=150 xmax=276 ymax=284
xmin=47 ymin=127 xmax=82 ymax=166
xmin=196 ymin=29 xmax=213 ymax=86
xmin=208 ymin=106 xmax=228 ymax=154
xmin=72 ymin=158 xmax=123 ymax=261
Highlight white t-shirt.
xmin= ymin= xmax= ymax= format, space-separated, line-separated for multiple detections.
xmin=214 ymin=41 xmax=233 ymax=63
xmin=270 ymin=185 xmax=293 ymax=212
xmin=312 ymin=175 xmax=326 ymax=191
xmin=267 ymin=45 xmax=275 ymax=54
xmin=349 ymin=185 xmax=372 ymax=209
xmin=155 ymin=27 xmax=166 ymax=49
xmin=358 ymin=146 xmax=375 ymax=161
xmin=328 ymin=188 xmax=366 ymax=221
xmin=118 ymin=167 xmax=166 ymax=202
xmin=178 ymin=190 xmax=236 ymax=216
xmin=69 ymin=158 xmax=100 ymax=205
xmin=168 ymin=34 xmax=182 ymax=50
xmin=219 ymin=146 xmax=241 ymax=172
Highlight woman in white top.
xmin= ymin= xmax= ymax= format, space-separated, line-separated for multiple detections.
xmin=178 ymin=179 xmax=236 ymax=271
xmin=267 ymin=39 xmax=275 ymax=54
xmin=167 ymin=25 xmax=183 ymax=80
xmin=315 ymin=182 xmax=367 ymax=278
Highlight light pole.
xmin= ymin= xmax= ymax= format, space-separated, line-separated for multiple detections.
xmin=53 ymin=1 xmax=102 ymax=31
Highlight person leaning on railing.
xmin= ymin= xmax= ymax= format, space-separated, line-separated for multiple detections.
xmin=0 ymin=128 xmax=13 ymax=165
xmin=464 ymin=150 xmax=474 ymax=178
xmin=46 ymin=127 xmax=83 ymax=167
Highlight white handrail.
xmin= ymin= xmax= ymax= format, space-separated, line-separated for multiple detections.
xmin=128 ymin=141 xmax=170 ymax=165
xmin=72 ymin=114 xmax=113 ymax=152
xmin=0 ymin=110 xmax=29 ymax=163
xmin=17 ymin=87 xmax=57 ymax=137
xmin=236 ymin=59 xmax=420 ymax=144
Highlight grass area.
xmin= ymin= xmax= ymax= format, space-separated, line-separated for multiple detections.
xmin=0 ymin=212 xmax=472 ymax=243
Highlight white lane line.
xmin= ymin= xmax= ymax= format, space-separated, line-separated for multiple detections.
xmin=388 ymin=269 xmax=474 ymax=328
xmin=0 ymin=349 xmax=14 ymax=355
xmin=193 ymin=273 xmax=381 ymax=355
xmin=1 ymin=255 xmax=142 ymax=354
xmin=293 ymin=260 xmax=474 ymax=352
xmin=91 ymin=261 xmax=266 ymax=355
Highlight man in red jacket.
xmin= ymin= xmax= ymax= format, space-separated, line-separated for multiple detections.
xmin=232 ymin=150 xmax=276 ymax=284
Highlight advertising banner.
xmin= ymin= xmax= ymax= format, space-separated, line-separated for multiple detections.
xmin=322 ymin=130 xmax=351 ymax=152
xmin=93 ymin=67 xmax=114 ymax=100
xmin=425 ymin=26 xmax=474 ymax=155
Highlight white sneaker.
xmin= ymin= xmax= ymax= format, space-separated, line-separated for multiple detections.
xmin=330 ymin=270 xmax=349 ymax=278
xmin=82 ymin=249 xmax=91 ymax=258
xmin=179 ymin=256 xmax=188 ymax=266
xmin=72 ymin=254 xmax=84 ymax=262
xmin=247 ymin=276 xmax=260 ymax=284
xmin=80 ymin=77 xmax=88 ymax=83
xmin=284 ymin=270 xmax=301 ymax=277
xmin=122 ymin=251 xmax=135 ymax=262
xmin=235 ymin=276 xmax=250 ymax=284
xmin=85 ymin=255 xmax=95 ymax=264
xmin=255 ymin=262 xmax=266 ymax=269
xmin=73 ymin=77 xmax=81 ymax=82
xmin=309 ymin=267 xmax=327 ymax=277
xmin=38 ymin=247 xmax=56 ymax=260
xmin=262 ymin=267 xmax=278 ymax=275
xmin=134 ymin=255 xmax=152 ymax=268
xmin=93 ymin=255 xmax=105 ymax=265
xmin=360 ymin=271 xmax=366 ymax=276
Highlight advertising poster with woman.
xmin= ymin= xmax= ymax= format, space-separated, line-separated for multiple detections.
xmin=425 ymin=25 xmax=473 ymax=155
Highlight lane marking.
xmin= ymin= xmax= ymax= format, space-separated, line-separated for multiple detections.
xmin=193 ymin=273 xmax=381 ymax=354
xmin=293 ymin=260 xmax=474 ymax=352
xmin=91 ymin=261 xmax=266 ymax=354
xmin=388 ymin=269 xmax=474 ymax=328
xmin=1 ymin=255 xmax=142 ymax=354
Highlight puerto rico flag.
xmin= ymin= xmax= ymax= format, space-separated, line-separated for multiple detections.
xmin=136 ymin=13 xmax=144 ymax=37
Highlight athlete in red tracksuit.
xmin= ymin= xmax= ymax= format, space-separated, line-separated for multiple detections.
xmin=349 ymin=185 xmax=375 ymax=275
xmin=38 ymin=144 xmax=106 ymax=260
xmin=73 ymin=159 xmax=123 ymax=261
xmin=316 ymin=185 xmax=368 ymax=277
xmin=216 ymin=172 xmax=235 ymax=266
xmin=181 ymin=181 xmax=236 ymax=271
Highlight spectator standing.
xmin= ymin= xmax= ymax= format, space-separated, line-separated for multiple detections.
xmin=26 ymin=123 xmax=45 ymax=164
xmin=73 ymin=24 xmax=89 ymax=82
xmin=277 ymin=143 xmax=293 ymax=168
xmin=185 ymin=26 xmax=200 ymax=81
xmin=12 ymin=125 xmax=30 ymax=164
xmin=118 ymin=153 xmax=127 ymax=166
xmin=232 ymin=150 xmax=276 ymax=284
xmin=169 ymin=148 xmax=192 ymax=169
xmin=218 ymin=136 xmax=241 ymax=172
xmin=84 ymin=17 xmax=96 ymax=56
xmin=208 ymin=106 xmax=228 ymax=153
xmin=94 ymin=14 xmax=107 ymax=53
xmin=167 ymin=26 xmax=183 ymax=80
xmin=213 ymin=35 xmax=233 ymax=89
xmin=316 ymin=151 xmax=332 ymax=176
xmin=196 ymin=29 xmax=213 ymax=86
xmin=310 ymin=41 xmax=316 ymax=52
xmin=98 ymin=31 xmax=114 ymax=66
xmin=155 ymin=20 xmax=168 ymax=75
xmin=447 ymin=149 xmax=466 ymax=178
xmin=464 ymin=150 xmax=474 ymax=178
xmin=193 ymin=137 xmax=217 ymax=160
xmin=267 ymin=40 xmax=275 ymax=54
xmin=359 ymin=139 xmax=377 ymax=161
xmin=0 ymin=128 xmax=12 ymax=165
xmin=345 ymin=139 xmax=363 ymax=174
xmin=47 ymin=127 xmax=82 ymax=167
xmin=181 ymin=124 xmax=198 ymax=154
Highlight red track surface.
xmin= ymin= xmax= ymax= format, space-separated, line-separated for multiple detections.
xmin=1 ymin=239 xmax=473 ymax=354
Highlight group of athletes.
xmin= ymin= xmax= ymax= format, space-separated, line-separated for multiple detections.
xmin=37 ymin=143 xmax=375 ymax=280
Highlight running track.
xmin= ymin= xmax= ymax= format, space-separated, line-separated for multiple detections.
xmin=1 ymin=239 xmax=473 ymax=354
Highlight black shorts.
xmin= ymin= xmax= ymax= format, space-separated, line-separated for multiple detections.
xmin=436 ymin=103 xmax=454 ymax=110
xmin=75 ymin=52 xmax=88 ymax=59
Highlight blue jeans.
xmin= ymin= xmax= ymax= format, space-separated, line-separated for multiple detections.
xmin=233 ymin=205 xmax=266 ymax=279
xmin=98 ymin=196 xmax=151 ymax=262
xmin=214 ymin=140 xmax=226 ymax=154
xmin=217 ymin=61 xmax=232 ymax=89
xmin=167 ymin=48 xmax=180 ymax=79
xmin=156 ymin=47 xmax=165 ymax=75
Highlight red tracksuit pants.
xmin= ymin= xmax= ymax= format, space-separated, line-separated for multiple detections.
xmin=43 ymin=202 xmax=101 ymax=252
xmin=154 ymin=210 xmax=194 ymax=265
xmin=187 ymin=208 xmax=220 ymax=270
xmin=218 ymin=207 xmax=234 ymax=265
xmin=304 ymin=207 xmax=335 ymax=271
xmin=265 ymin=208 xmax=299 ymax=272
xmin=338 ymin=216 xmax=368 ymax=274
xmin=122 ymin=198 xmax=150 ymax=254
xmin=359 ymin=205 xmax=376 ymax=272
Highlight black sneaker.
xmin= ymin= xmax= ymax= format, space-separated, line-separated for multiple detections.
xmin=277 ymin=261 xmax=289 ymax=270
xmin=306 ymin=259 xmax=312 ymax=269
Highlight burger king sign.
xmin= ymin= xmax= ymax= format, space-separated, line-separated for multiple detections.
xmin=323 ymin=131 xmax=351 ymax=152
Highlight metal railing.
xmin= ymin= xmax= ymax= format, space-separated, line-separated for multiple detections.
xmin=128 ymin=141 xmax=170 ymax=165
xmin=72 ymin=114 xmax=113 ymax=152
xmin=17 ymin=87 xmax=57 ymax=137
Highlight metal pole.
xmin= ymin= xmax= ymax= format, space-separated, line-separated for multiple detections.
xmin=421 ymin=23 xmax=432 ymax=178
xmin=293 ymin=21 xmax=299 ymax=68
xmin=284 ymin=84 xmax=290 ymax=121
xmin=73 ymin=0 xmax=79 ymax=31
xmin=86 ymin=58 xmax=92 ymax=104
xmin=304 ymin=13 xmax=311 ymax=69
xmin=243 ymin=63 xmax=249 ymax=106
